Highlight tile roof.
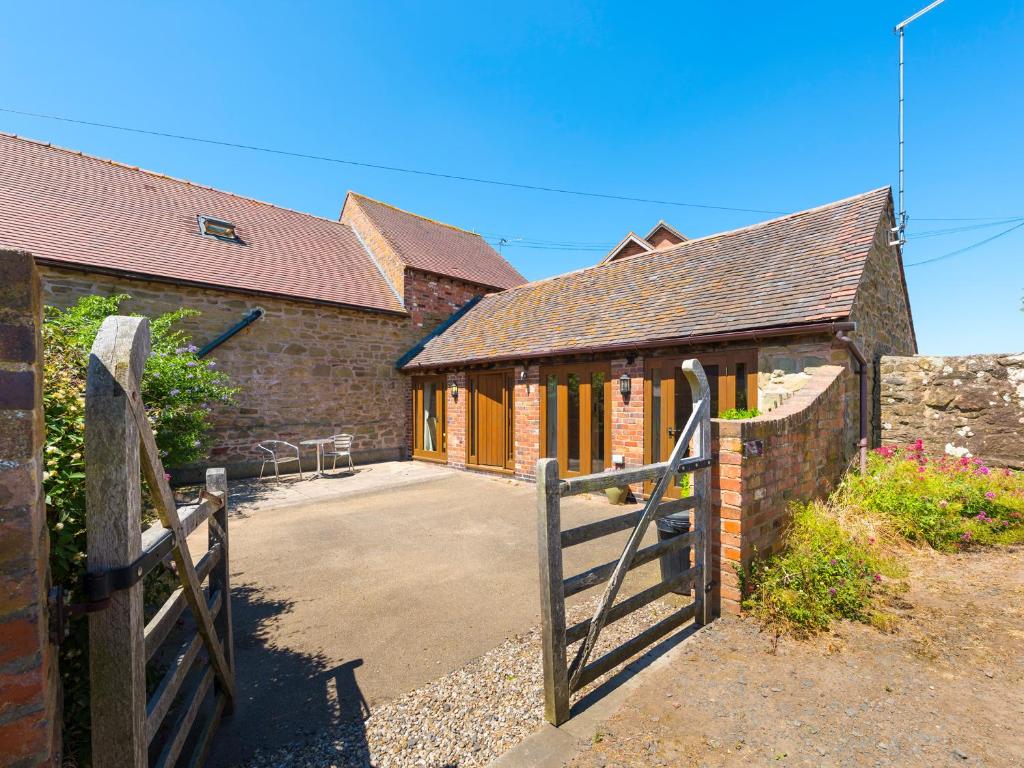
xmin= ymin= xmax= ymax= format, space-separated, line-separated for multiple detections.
xmin=402 ymin=187 xmax=893 ymax=369
xmin=347 ymin=193 xmax=526 ymax=290
xmin=0 ymin=134 xmax=406 ymax=313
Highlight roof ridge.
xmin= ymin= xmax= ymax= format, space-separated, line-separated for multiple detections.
xmin=348 ymin=191 xmax=485 ymax=238
xmin=0 ymin=132 xmax=358 ymax=232
xmin=492 ymin=186 xmax=891 ymax=295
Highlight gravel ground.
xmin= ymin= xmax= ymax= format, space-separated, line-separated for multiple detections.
xmin=235 ymin=593 xmax=690 ymax=768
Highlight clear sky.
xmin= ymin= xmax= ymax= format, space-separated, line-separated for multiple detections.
xmin=2 ymin=2 xmax=1021 ymax=354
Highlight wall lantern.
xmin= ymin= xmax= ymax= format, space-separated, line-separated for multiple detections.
xmin=450 ymin=381 xmax=459 ymax=399
xmin=618 ymin=373 xmax=631 ymax=397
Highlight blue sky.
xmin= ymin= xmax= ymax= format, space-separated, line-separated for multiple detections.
xmin=2 ymin=1 xmax=1021 ymax=354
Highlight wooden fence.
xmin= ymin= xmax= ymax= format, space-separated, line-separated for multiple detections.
xmin=85 ymin=315 xmax=234 ymax=767
xmin=537 ymin=359 xmax=712 ymax=725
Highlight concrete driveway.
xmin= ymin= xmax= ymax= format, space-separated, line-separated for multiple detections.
xmin=207 ymin=463 xmax=658 ymax=767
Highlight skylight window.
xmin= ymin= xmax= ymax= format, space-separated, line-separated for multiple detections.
xmin=198 ymin=215 xmax=241 ymax=242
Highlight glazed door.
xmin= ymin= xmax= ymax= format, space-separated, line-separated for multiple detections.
xmin=468 ymin=371 xmax=514 ymax=470
xmin=412 ymin=376 xmax=446 ymax=460
xmin=540 ymin=364 xmax=611 ymax=478
xmin=644 ymin=352 xmax=757 ymax=497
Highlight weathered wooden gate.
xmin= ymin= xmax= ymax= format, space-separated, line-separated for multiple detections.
xmin=85 ymin=315 xmax=235 ymax=767
xmin=537 ymin=359 xmax=711 ymax=725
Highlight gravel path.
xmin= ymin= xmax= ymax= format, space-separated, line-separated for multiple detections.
xmin=235 ymin=594 xmax=689 ymax=768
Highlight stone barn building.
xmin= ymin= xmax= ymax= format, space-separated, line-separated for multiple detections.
xmin=0 ymin=133 xmax=525 ymax=478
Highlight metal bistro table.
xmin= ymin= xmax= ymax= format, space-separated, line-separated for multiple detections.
xmin=300 ymin=437 xmax=334 ymax=479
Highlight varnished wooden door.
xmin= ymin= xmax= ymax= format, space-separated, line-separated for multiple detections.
xmin=644 ymin=351 xmax=757 ymax=497
xmin=468 ymin=371 xmax=514 ymax=470
xmin=540 ymin=363 xmax=611 ymax=478
xmin=412 ymin=375 xmax=446 ymax=460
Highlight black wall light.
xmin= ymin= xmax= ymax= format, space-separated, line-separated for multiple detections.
xmin=450 ymin=381 xmax=459 ymax=399
xmin=618 ymin=373 xmax=631 ymax=396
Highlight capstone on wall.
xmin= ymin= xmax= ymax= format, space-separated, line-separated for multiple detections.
xmin=880 ymin=353 xmax=1024 ymax=470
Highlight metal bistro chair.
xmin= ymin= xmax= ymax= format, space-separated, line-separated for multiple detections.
xmin=256 ymin=440 xmax=304 ymax=482
xmin=323 ymin=433 xmax=355 ymax=474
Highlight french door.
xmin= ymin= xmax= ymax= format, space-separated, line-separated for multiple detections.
xmin=540 ymin=363 xmax=612 ymax=478
xmin=644 ymin=351 xmax=757 ymax=496
xmin=467 ymin=371 xmax=515 ymax=471
xmin=412 ymin=375 xmax=446 ymax=461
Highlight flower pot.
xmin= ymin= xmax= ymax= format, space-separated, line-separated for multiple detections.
xmin=605 ymin=485 xmax=629 ymax=505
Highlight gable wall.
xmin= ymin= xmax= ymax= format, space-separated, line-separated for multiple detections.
xmin=848 ymin=202 xmax=918 ymax=446
xmin=340 ymin=195 xmax=407 ymax=302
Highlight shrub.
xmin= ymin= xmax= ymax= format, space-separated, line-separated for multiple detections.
xmin=719 ymin=407 xmax=760 ymax=420
xmin=740 ymin=501 xmax=903 ymax=641
xmin=44 ymin=295 xmax=235 ymax=765
xmin=841 ymin=441 xmax=1024 ymax=551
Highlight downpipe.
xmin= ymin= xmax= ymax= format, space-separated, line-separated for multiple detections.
xmin=836 ymin=330 xmax=869 ymax=475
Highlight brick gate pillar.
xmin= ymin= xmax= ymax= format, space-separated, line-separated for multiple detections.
xmin=0 ymin=250 xmax=60 ymax=766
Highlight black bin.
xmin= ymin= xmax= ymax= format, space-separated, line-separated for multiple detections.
xmin=655 ymin=514 xmax=692 ymax=595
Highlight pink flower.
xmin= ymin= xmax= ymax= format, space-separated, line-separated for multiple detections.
xmin=873 ymin=573 xmax=882 ymax=583
xmin=913 ymin=439 xmax=924 ymax=451
xmin=985 ymin=492 xmax=996 ymax=500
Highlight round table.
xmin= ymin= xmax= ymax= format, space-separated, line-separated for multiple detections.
xmin=299 ymin=438 xmax=334 ymax=478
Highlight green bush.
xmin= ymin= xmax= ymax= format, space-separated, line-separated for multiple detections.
xmin=840 ymin=441 xmax=1024 ymax=550
xmin=44 ymin=295 xmax=235 ymax=765
xmin=740 ymin=502 xmax=902 ymax=639
xmin=719 ymin=407 xmax=760 ymax=420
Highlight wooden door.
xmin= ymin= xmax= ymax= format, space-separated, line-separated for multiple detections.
xmin=412 ymin=375 xmax=446 ymax=460
xmin=644 ymin=351 xmax=757 ymax=497
xmin=468 ymin=371 xmax=514 ymax=470
xmin=540 ymin=364 xmax=611 ymax=478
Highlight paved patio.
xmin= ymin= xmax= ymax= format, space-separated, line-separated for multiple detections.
xmin=203 ymin=461 xmax=660 ymax=767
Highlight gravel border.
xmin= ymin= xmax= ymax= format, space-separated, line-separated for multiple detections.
xmin=237 ymin=595 xmax=687 ymax=768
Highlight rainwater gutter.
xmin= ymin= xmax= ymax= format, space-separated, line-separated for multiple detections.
xmin=835 ymin=329 xmax=869 ymax=474
xmin=197 ymin=307 xmax=264 ymax=358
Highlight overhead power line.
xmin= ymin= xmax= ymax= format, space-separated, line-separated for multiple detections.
xmin=0 ymin=106 xmax=786 ymax=215
xmin=907 ymin=218 xmax=1024 ymax=239
xmin=905 ymin=220 xmax=1024 ymax=267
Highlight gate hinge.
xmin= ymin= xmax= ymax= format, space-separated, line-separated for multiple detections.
xmin=704 ymin=580 xmax=716 ymax=594
xmin=48 ymin=529 xmax=176 ymax=644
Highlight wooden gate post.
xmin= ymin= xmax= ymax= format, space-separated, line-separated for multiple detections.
xmin=206 ymin=467 xmax=234 ymax=713
xmin=86 ymin=316 xmax=151 ymax=768
xmin=536 ymin=458 xmax=570 ymax=725
xmin=682 ymin=360 xmax=712 ymax=626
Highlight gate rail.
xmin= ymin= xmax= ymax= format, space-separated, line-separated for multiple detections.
xmin=537 ymin=359 xmax=712 ymax=725
xmin=85 ymin=315 xmax=234 ymax=768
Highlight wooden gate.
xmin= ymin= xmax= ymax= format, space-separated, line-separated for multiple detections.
xmin=85 ymin=316 xmax=235 ymax=767
xmin=537 ymin=359 xmax=711 ymax=725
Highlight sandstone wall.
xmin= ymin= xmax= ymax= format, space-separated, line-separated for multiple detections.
xmin=40 ymin=266 xmax=414 ymax=480
xmin=880 ymin=353 xmax=1024 ymax=469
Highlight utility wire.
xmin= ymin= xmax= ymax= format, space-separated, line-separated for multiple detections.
xmin=0 ymin=106 xmax=786 ymax=215
xmin=907 ymin=218 xmax=1024 ymax=239
xmin=905 ymin=220 xmax=1024 ymax=267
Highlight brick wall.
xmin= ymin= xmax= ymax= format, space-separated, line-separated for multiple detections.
xmin=880 ymin=353 xmax=1024 ymax=470
xmin=514 ymin=365 xmax=540 ymax=479
xmin=0 ymin=250 xmax=60 ymax=767
xmin=446 ymin=372 xmax=467 ymax=468
xmin=40 ymin=266 xmax=414 ymax=480
xmin=714 ymin=365 xmax=848 ymax=614
xmin=404 ymin=269 xmax=488 ymax=337
xmin=610 ymin=356 xmax=644 ymax=496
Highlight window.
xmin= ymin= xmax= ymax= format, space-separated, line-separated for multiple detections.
xmin=413 ymin=376 xmax=446 ymax=460
xmin=198 ymin=215 xmax=241 ymax=243
xmin=540 ymin=363 xmax=612 ymax=478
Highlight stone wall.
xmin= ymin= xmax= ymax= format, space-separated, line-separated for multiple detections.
xmin=40 ymin=266 xmax=414 ymax=479
xmin=340 ymin=195 xmax=406 ymax=301
xmin=880 ymin=353 xmax=1024 ymax=470
xmin=714 ymin=365 xmax=848 ymax=614
xmin=0 ymin=250 xmax=60 ymax=767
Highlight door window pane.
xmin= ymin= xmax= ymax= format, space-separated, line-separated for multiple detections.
xmin=546 ymin=375 xmax=558 ymax=457
xmin=735 ymin=362 xmax=747 ymax=411
xmin=422 ymin=381 xmax=437 ymax=451
xmin=567 ymin=373 xmax=580 ymax=472
xmin=468 ymin=380 xmax=476 ymax=457
xmin=651 ymin=374 xmax=661 ymax=462
xmin=591 ymin=372 xmax=606 ymax=473
xmin=704 ymin=365 xmax=720 ymax=417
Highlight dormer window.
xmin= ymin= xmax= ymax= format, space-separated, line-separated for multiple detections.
xmin=198 ymin=215 xmax=241 ymax=243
